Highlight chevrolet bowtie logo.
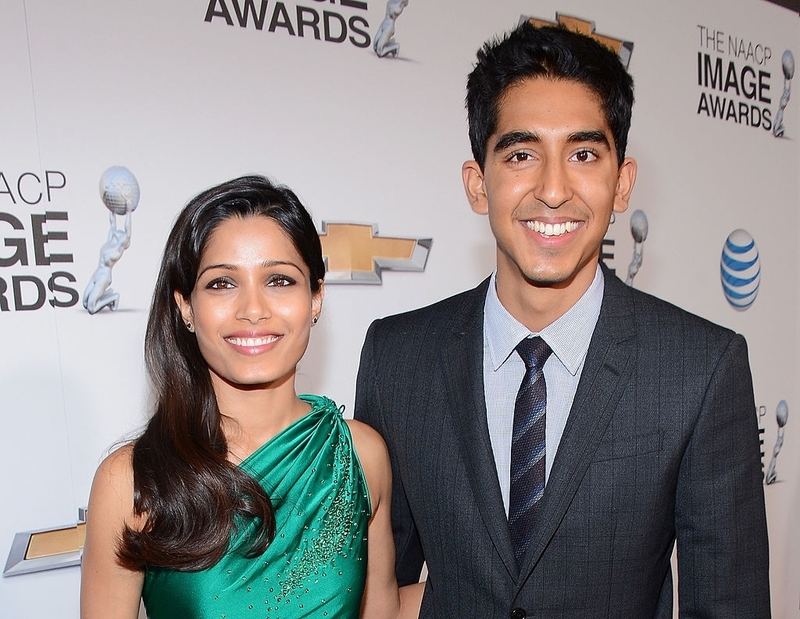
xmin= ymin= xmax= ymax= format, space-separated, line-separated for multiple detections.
xmin=523 ymin=14 xmax=634 ymax=69
xmin=319 ymin=222 xmax=432 ymax=284
xmin=4 ymin=508 xmax=87 ymax=577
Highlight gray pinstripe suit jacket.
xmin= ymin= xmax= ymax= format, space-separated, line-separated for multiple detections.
xmin=354 ymin=266 xmax=770 ymax=618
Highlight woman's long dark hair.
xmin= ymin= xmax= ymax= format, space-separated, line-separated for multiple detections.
xmin=118 ymin=175 xmax=325 ymax=571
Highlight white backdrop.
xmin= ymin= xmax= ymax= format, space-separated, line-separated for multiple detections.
xmin=1 ymin=0 xmax=797 ymax=616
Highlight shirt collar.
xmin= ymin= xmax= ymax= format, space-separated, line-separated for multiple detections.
xmin=484 ymin=264 xmax=604 ymax=376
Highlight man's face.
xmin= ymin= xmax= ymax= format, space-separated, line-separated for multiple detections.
xmin=463 ymin=77 xmax=636 ymax=312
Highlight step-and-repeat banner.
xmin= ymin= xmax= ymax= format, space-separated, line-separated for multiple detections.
xmin=1 ymin=0 xmax=797 ymax=616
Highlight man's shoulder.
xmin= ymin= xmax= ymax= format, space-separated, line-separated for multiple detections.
xmin=604 ymin=270 xmax=738 ymax=342
xmin=371 ymin=278 xmax=489 ymax=334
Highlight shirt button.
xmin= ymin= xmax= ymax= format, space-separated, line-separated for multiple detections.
xmin=510 ymin=608 xmax=527 ymax=619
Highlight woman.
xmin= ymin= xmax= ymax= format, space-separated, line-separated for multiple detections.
xmin=80 ymin=175 xmax=422 ymax=618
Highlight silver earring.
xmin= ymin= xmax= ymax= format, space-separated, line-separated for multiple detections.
xmin=610 ymin=213 xmax=616 ymax=224
xmin=185 ymin=321 xmax=193 ymax=332
xmin=312 ymin=316 xmax=319 ymax=324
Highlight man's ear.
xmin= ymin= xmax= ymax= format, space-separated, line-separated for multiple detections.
xmin=462 ymin=160 xmax=488 ymax=215
xmin=613 ymin=157 xmax=637 ymax=214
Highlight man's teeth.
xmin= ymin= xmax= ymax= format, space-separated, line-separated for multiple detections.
xmin=526 ymin=220 xmax=578 ymax=237
xmin=227 ymin=336 xmax=279 ymax=346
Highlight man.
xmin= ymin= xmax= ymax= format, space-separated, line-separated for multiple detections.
xmin=355 ymin=22 xmax=770 ymax=618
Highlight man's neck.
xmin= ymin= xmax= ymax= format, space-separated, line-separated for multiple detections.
xmin=494 ymin=263 xmax=599 ymax=333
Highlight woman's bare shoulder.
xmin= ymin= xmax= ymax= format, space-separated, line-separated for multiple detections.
xmin=346 ymin=418 xmax=391 ymax=506
xmin=88 ymin=443 xmax=139 ymax=527
xmin=96 ymin=444 xmax=134 ymax=485
xmin=346 ymin=418 xmax=390 ymax=465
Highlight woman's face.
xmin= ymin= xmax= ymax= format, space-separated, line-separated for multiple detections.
xmin=175 ymin=215 xmax=323 ymax=394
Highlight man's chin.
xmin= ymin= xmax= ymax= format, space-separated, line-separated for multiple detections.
xmin=521 ymin=270 xmax=575 ymax=290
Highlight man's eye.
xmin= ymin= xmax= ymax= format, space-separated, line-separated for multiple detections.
xmin=509 ymin=151 xmax=531 ymax=163
xmin=572 ymin=149 xmax=596 ymax=163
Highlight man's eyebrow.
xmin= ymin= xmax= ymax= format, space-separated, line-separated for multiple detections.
xmin=493 ymin=130 xmax=540 ymax=153
xmin=567 ymin=130 xmax=611 ymax=148
xmin=493 ymin=129 xmax=612 ymax=153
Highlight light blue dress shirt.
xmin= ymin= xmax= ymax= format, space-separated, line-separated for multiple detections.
xmin=483 ymin=265 xmax=604 ymax=515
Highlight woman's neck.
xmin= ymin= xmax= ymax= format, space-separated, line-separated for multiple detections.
xmin=212 ymin=374 xmax=310 ymax=461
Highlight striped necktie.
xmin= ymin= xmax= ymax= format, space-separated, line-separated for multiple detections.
xmin=509 ymin=336 xmax=552 ymax=564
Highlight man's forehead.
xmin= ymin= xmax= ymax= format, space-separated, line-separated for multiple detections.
xmin=491 ymin=79 xmax=613 ymax=142
xmin=497 ymin=77 xmax=605 ymax=115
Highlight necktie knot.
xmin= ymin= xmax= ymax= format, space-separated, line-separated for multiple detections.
xmin=516 ymin=336 xmax=552 ymax=371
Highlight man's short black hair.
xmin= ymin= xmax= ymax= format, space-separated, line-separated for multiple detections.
xmin=466 ymin=22 xmax=634 ymax=168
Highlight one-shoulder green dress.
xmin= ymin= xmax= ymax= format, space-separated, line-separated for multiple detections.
xmin=141 ymin=395 xmax=371 ymax=619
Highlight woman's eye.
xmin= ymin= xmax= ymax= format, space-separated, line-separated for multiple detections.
xmin=267 ymin=275 xmax=296 ymax=287
xmin=207 ymin=278 xmax=234 ymax=290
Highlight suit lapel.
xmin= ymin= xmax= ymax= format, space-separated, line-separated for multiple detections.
xmin=519 ymin=270 xmax=637 ymax=577
xmin=442 ymin=279 xmax=519 ymax=578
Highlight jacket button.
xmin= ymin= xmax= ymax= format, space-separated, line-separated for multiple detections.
xmin=510 ymin=609 xmax=526 ymax=619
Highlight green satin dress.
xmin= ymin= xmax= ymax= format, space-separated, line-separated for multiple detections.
xmin=141 ymin=395 xmax=371 ymax=619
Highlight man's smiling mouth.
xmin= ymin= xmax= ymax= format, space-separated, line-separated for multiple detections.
xmin=524 ymin=220 xmax=579 ymax=237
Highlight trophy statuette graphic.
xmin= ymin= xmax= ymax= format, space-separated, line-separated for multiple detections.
xmin=773 ymin=49 xmax=794 ymax=138
xmin=625 ymin=209 xmax=648 ymax=287
xmin=82 ymin=166 xmax=139 ymax=314
xmin=765 ymin=400 xmax=789 ymax=485
xmin=373 ymin=0 xmax=409 ymax=58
